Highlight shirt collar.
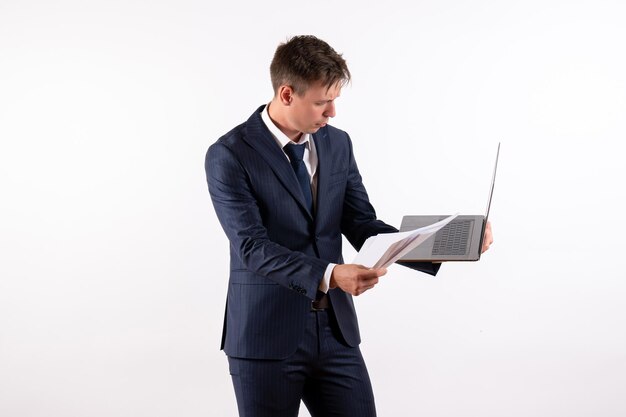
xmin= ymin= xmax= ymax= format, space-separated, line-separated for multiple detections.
xmin=261 ymin=103 xmax=311 ymax=150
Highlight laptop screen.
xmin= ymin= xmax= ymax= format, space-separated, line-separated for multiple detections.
xmin=485 ymin=142 xmax=500 ymax=222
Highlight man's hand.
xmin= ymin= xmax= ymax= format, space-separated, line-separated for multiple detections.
xmin=329 ymin=264 xmax=387 ymax=296
xmin=481 ymin=221 xmax=494 ymax=253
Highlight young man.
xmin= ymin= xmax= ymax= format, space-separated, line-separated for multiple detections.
xmin=205 ymin=35 xmax=492 ymax=417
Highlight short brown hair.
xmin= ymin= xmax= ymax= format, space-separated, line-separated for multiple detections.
xmin=270 ymin=35 xmax=351 ymax=95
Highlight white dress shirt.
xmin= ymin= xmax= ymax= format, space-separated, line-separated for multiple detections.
xmin=261 ymin=103 xmax=335 ymax=293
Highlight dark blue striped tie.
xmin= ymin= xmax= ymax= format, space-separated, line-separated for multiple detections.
xmin=284 ymin=142 xmax=313 ymax=214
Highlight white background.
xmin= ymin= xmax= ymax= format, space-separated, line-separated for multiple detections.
xmin=1 ymin=0 xmax=625 ymax=416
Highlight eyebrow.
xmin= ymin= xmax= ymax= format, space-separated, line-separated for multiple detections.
xmin=315 ymin=96 xmax=340 ymax=102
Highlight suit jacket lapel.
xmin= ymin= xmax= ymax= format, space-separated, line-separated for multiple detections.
xmin=243 ymin=106 xmax=314 ymax=221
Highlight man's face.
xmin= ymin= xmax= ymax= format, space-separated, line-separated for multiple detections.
xmin=287 ymin=81 xmax=341 ymax=135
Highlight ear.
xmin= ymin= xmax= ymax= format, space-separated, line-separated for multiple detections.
xmin=278 ymin=85 xmax=294 ymax=106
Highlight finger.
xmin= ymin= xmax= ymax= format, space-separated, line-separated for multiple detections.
xmin=362 ymin=268 xmax=387 ymax=278
xmin=363 ymin=274 xmax=381 ymax=287
xmin=354 ymin=283 xmax=377 ymax=296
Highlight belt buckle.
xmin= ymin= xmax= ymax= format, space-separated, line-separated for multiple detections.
xmin=311 ymin=293 xmax=329 ymax=311
xmin=311 ymin=301 xmax=325 ymax=312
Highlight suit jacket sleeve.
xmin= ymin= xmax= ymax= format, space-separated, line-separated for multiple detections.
xmin=206 ymin=141 xmax=328 ymax=299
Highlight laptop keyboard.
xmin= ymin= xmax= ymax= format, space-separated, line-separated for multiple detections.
xmin=431 ymin=219 xmax=473 ymax=256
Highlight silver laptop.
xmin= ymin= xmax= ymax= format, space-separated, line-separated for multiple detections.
xmin=398 ymin=143 xmax=500 ymax=262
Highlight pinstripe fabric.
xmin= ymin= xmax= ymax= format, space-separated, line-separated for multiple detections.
xmin=229 ymin=309 xmax=376 ymax=417
xmin=206 ymin=105 xmax=399 ymax=359
xmin=205 ymin=105 xmax=440 ymax=413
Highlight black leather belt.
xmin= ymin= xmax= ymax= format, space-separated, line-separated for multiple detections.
xmin=311 ymin=292 xmax=330 ymax=311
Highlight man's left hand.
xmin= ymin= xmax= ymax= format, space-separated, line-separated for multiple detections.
xmin=481 ymin=221 xmax=493 ymax=253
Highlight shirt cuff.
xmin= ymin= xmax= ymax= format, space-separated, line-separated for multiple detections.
xmin=319 ymin=263 xmax=336 ymax=293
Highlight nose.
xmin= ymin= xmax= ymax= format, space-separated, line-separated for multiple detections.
xmin=323 ymin=101 xmax=336 ymax=118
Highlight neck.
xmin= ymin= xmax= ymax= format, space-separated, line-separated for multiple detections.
xmin=267 ymin=100 xmax=302 ymax=142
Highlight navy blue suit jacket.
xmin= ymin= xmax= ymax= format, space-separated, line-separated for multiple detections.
xmin=205 ymin=105 xmax=439 ymax=360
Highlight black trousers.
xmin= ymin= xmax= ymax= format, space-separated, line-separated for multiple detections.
xmin=228 ymin=308 xmax=377 ymax=417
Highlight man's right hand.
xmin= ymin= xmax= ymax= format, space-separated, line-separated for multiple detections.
xmin=329 ymin=264 xmax=387 ymax=296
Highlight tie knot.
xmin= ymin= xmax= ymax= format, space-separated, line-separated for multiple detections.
xmin=284 ymin=142 xmax=306 ymax=162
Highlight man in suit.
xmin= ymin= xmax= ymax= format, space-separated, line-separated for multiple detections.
xmin=205 ymin=35 xmax=493 ymax=417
